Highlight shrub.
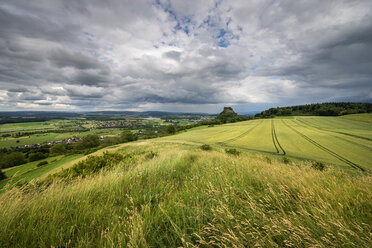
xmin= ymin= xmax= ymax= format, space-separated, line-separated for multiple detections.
xmin=102 ymin=136 xmax=121 ymax=146
xmin=121 ymin=130 xmax=138 ymax=143
xmin=83 ymin=147 xmax=100 ymax=155
xmin=0 ymin=170 xmax=6 ymax=181
xmin=312 ymin=161 xmax=326 ymax=171
xmin=166 ymin=125 xmax=176 ymax=134
xmin=200 ymin=144 xmax=212 ymax=151
xmin=28 ymin=152 xmax=47 ymax=162
xmin=265 ymin=156 xmax=272 ymax=164
xmin=145 ymin=151 xmax=158 ymax=159
xmin=50 ymin=144 xmax=66 ymax=155
xmin=225 ymin=148 xmax=240 ymax=156
xmin=0 ymin=152 xmax=26 ymax=169
xmin=76 ymin=135 xmax=100 ymax=150
xmin=37 ymin=161 xmax=49 ymax=167
xmin=54 ymin=152 xmax=134 ymax=179
xmin=282 ymin=157 xmax=291 ymax=164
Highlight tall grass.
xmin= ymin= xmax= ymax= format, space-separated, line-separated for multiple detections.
xmin=0 ymin=142 xmax=371 ymax=247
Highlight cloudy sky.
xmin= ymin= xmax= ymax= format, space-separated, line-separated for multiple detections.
xmin=0 ymin=0 xmax=371 ymax=113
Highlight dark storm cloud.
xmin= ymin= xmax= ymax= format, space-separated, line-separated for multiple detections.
xmin=6 ymin=87 xmax=27 ymax=93
xmin=269 ymin=19 xmax=372 ymax=93
xmin=48 ymin=49 xmax=103 ymax=70
xmin=18 ymin=93 xmax=45 ymax=101
xmin=0 ymin=0 xmax=371 ymax=112
xmin=0 ymin=5 xmax=79 ymax=44
xmin=71 ymin=71 xmax=111 ymax=86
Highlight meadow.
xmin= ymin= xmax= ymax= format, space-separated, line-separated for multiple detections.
xmin=0 ymin=115 xmax=371 ymax=247
xmin=0 ymin=141 xmax=371 ymax=247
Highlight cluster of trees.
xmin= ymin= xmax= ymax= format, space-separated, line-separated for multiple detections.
xmin=8 ymin=127 xmax=89 ymax=138
xmin=256 ymin=102 xmax=372 ymax=118
xmin=0 ymin=152 xmax=27 ymax=169
xmin=0 ymin=169 xmax=5 ymax=181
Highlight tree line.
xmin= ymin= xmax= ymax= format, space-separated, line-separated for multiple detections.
xmin=255 ymin=102 xmax=372 ymax=118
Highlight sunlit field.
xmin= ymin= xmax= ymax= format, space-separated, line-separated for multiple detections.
xmin=161 ymin=116 xmax=372 ymax=171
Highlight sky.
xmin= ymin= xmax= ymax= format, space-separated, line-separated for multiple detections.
xmin=0 ymin=0 xmax=371 ymax=113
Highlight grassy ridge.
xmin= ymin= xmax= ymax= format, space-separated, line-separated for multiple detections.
xmin=0 ymin=141 xmax=371 ymax=247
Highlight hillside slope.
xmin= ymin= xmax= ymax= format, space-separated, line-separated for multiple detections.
xmin=0 ymin=140 xmax=371 ymax=247
xmin=160 ymin=117 xmax=372 ymax=171
xmin=340 ymin=113 xmax=372 ymax=123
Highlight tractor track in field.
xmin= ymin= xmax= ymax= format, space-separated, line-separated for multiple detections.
xmin=295 ymin=119 xmax=372 ymax=152
xmin=282 ymin=120 xmax=365 ymax=171
xmin=271 ymin=120 xmax=286 ymax=155
xmin=217 ymin=121 xmax=262 ymax=144
xmin=296 ymin=118 xmax=372 ymax=142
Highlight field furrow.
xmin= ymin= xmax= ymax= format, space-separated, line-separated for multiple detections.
xmin=271 ymin=119 xmax=286 ymax=155
xmin=219 ymin=120 xmax=262 ymax=144
xmin=227 ymin=120 xmax=277 ymax=154
xmin=272 ymin=120 xmax=342 ymax=165
xmin=295 ymin=119 xmax=372 ymax=152
xmin=296 ymin=117 xmax=372 ymax=140
xmin=297 ymin=118 xmax=372 ymax=142
xmin=282 ymin=120 xmax=365 ymax=171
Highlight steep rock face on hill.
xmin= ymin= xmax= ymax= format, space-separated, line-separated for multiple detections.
xmin=216 ymin=107 xmax=246 ymax=123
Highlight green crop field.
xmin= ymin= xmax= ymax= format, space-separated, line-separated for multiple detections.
xmin=0 ymin=121 xmax=58 ymax=132
xmin=0 ymin=128 xmax=123 ymax=148
xmin=340 ymin=113 xmax=372 ymax=123
xmin=160 ymin=116 xmax=372 ymax=171
xmin=0 ymin=154 xmax=84 ymax=190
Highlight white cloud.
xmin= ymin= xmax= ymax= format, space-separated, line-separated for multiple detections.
xmin=0 ymin=0 xmax=371 ymax=112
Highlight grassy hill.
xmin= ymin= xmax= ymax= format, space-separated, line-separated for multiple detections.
xmin=340 ymin=113 xmax=372 ymax=123
xmin=0 ymin=116 xmax=371 ymax=247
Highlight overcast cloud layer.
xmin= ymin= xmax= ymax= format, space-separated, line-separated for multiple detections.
xmin=0 ymin=0 xmax=371 ymax=113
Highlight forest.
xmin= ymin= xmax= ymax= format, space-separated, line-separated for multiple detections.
xmin=255 ymin=102 xmax=372 ymax=118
